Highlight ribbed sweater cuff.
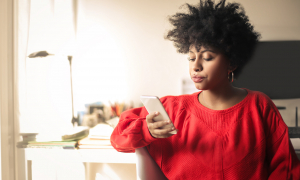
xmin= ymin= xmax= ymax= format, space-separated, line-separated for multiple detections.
xmin=141 ymin=118 xmax=156 ymax=143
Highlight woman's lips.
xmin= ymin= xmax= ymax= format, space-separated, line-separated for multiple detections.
xmin=192 ymin=76 xmax=205 ymax=83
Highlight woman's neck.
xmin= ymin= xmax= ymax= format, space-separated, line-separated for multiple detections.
xmin=199 ymin=84 xmax=247 ymax=110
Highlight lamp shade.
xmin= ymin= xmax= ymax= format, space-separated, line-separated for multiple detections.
xmin=28 ymin=51 xmax=54 ymax=58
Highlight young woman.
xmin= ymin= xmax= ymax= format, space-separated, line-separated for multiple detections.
xmin=110 ymin=0 xmax=300 ymax=179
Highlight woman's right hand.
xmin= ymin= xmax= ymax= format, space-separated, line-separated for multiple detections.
xmin=146 ymin=112 xmax=176 ymax=138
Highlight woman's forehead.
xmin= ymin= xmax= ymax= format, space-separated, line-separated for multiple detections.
xmin=189 ymin=44 xmax=218 ymax=52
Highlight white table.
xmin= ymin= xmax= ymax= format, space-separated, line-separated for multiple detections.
xmin=25 ymin=148 xmax=137 ymax=180
xmin=25 ymin=147 xmax=300 ymax=180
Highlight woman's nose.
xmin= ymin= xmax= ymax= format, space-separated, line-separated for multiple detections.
xmin=193 ymin=59 xmax=203 ymax=72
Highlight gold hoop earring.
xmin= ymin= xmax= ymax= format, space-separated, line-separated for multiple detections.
xmin=228 ymin=71 xmax=234 ymax=83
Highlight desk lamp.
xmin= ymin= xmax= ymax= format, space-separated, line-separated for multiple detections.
xmin=28 ymin=51 xmax=79 ymax=127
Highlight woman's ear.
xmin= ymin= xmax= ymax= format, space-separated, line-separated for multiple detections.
xmin=228 ymin=64 xmax=237 ymax=72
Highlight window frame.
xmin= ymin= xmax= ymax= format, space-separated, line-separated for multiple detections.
xmin=0 ymin=0 xmax=21 ymax=179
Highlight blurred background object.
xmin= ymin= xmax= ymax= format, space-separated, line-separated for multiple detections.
xmin=28 ymin=51 xmax=79 ymax=127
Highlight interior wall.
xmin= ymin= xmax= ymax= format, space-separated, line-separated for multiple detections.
xmin=75 ymin=0 xmax=300 ymax=107
xmin=75 ymin=0 xmax=189 ymax=108
xmin=233 ymin=0 xmax=300 ymax=41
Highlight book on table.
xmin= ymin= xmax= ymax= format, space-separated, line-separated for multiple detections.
xmin=25 ymin=127 xmax=89 ymax=149
xmin=77 ymin=137 xmax=112 ymax=149
xmin=61 ymin=126 xmax=89 ymax=141
xmin=27 ymin=141 xmax=78 ymax=149
xmin=77 ymin=123 xmax=114 ymax=149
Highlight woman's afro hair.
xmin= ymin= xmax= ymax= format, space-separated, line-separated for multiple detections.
xmin=165 ymin=0 xmax=261 ymax=77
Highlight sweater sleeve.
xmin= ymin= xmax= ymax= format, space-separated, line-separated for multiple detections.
xmin=110 ymin=106 xmax=157 ymax=153
xmin=263 ymin=100 xmax=300 ymax=179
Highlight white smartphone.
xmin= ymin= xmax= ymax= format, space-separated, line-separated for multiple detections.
xmin=140 ymin=95 xmax=177 ymax=134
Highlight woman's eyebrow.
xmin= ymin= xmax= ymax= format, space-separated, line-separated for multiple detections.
xmin=200 ymin=49 xmax=216 ymax=53
xmin=189 ymin=49 xmax=217 ymax=54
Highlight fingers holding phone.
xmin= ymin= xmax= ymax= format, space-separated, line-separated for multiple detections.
xmin=146 ymin=112 xmax=176 ymax=138
xmin=140 ymin=95 xmax=177 ymax=138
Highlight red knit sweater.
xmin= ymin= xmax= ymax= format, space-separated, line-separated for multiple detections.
xmin=111 ymin=89 xmax=300 ymax=179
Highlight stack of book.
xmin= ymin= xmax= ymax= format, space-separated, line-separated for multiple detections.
xmin=77 ymin=137 xmax=111 ymax=149
xmin=24 ymin=127 xmax=90 ymax=149
xmin=27 ymin=141 xmax=78 ymax=149
xmin=19 ymin=124 xmax=115 ymax=149
xmin=61 ymin=126 xmax=89 ymax=141
xmin=78 ymin=123 xmax=114 ymax=149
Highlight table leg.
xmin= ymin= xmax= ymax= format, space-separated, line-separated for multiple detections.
xmin=84 ymin=162 xmax=90 ymax=180
xmin=27 ymin=160 xmax=32 ymax=180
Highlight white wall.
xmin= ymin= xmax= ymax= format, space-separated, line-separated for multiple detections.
xmin=74 ymin=0 xmax=300 ymax=108
xmin=234 ymin=0 xmax=300 ymax=41
xmin=74 ymin=0 xmax=189 ymax=108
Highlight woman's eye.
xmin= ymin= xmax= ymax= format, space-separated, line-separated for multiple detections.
xmin=187 ymin=57 xmax=195 ymax=61
xmin=203 ymin=57 xmax=213 ymax=61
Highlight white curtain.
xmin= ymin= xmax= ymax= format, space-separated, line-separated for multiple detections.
xmin=16 ymin=1 xmax=31 ymax=180
xmin=16 ymin=1 xmax=85 ymax=179
xmin=20 ymin=0 xmax=76 ymax=138
xmin=17 ymin=0 xmax=31 ymax=137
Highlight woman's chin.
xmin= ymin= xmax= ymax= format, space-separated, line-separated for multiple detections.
xmin=194 ymin=84 xmax=205 ymax=91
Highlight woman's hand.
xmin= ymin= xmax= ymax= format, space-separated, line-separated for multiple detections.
xmin=146 ymin=112 xmax=176 ymax=138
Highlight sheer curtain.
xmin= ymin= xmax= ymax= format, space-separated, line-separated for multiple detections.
xmin=16 ymin=1 xmax=86 ymax=179
xmin=20 ymin=0 xmax=76 ymax=138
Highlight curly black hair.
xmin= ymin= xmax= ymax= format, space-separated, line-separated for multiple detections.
xmin=165 ymin=0 xmax=261 ymax=78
